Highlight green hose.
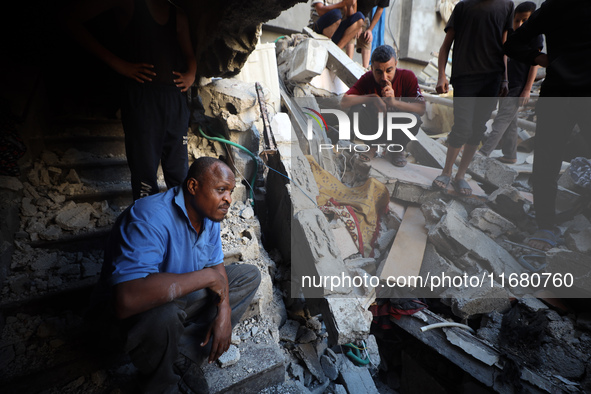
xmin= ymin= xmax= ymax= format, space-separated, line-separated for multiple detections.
xmin=197 ymin=126 xmax=257 ymax=204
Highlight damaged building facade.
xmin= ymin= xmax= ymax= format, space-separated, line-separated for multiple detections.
xmin=1 ymin=0 xmax=591 ymax=393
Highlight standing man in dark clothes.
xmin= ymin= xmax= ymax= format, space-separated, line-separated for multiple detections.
xmin=432 ymin=0 xmax=513 ymax=196
xmin=65 ymin=0 xmax=197 ymax=200
xmin=504 ymin=0 xmax=591 ymax=251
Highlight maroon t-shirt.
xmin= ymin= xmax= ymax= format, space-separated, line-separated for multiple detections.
xmin=346 ymin=69 xmax=424 ymax=102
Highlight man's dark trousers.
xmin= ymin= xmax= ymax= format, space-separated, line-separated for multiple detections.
xmin=120 ymin=264 xmax=261 ymax=393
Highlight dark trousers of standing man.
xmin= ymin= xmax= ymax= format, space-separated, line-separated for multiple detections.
xmin=121 ymin=82 xmax=190 ymax=200
xmin=532 ymin=97 xmax=591 ymax=230
xmin=120 ymin=264 xmax=261 ymax=394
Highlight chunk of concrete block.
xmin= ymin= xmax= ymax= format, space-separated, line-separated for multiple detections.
xmin=428 ymin=209 xmax=523 ymax=278
xmin=322 ymin=296 xmax=372 ymax=346
xmin=320 ymin=354 xmax=338 ymax=381
xmin=545 ymin=249 xmax=591 ymax=297
xmin=203 ymin=342 xmax=285 ymax=394
xmin=418 ymin=244 xmax=463 ymax=297
xmin=469 ymin=207 xmax=516 ymax=238
xmin=55 ymin=202 xmax=95 ymax=231
xmin=291 ymin=209 xmax=351 ymax=296
xmin=468 ymin=155 xmax=518 ymax=188
xmin=295 ymin=343 xmax=326 ymax=383
xmin=565 ymin=228 xmax=591 ymax=254
xmin=488 ymin=185 xmax=531 ymax=221
xmin=279 ymin=320 xmax=300 ymax=343
xmin=337 ymin=354 xmax=379 ymax=394
xmin=444 ymin=284 xmax=512 ymax=319
xmin=406 ymin=129 xmax=447 ymax=168
xmin=287 ymin=39 xmax=328 ymax=83
xmin=217 ymin=345 xmax=240 ymax=368
xmin=200 ymin=78 xmax=257 ymax=116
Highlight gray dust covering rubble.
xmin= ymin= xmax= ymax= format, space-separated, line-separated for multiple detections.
xmin=3 ymin=10 xmax=591 ymax=392
xmin=270 ymin=32 xmax=591 ymax=392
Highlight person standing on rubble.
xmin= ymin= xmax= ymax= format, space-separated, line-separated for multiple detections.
xmin=64 ymin=0 xmax=196 ymax=200
xmin=478 ymin=1 xmax=542 ymax=164
xmin=355 ymin=0 xmax=390 ymax=69
xmin=91 ymin=157 xmax=261 ymax=393
xmin=431 ymin=0 xmax=514 ymax=196
xmin=504 ymin=0 xmax=591 ymax=251
xmin=340 ymin=45 xmax=426 ymax=167
xmin=311 ymin=0 xmax=366 ymax=58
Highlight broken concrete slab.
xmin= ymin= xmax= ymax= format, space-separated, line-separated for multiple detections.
xmin=55 ymin=202 xmax=96 ymax=231
xmin=545 ymin=249 xmax=591 ymax=297
xmin=203 ymin=341 xmax=285 ymax=394
xmin=291 ymin=208 xmax=351 ymax=296
xmin=295 ymin=343 xmax=326 ymax=384
xmin=287 ymin=39 xmax=328 ymax=83
xmin=487 ymin=185 xmax=531 ymax=221
xmin=565 ymin=228 xmax=591 ymax=254
xmin=369 ymin=158 xmax=486 ymax=198
xmin=444 ymin=329 xmax=499 ymax=366
xmin=330 ymin=226 xmax=359 ymax=260
xmin=321 ymin=296 xmax=372 ymax=346
xmin=468 ymin=155 xmax=518 ymax=189
xmin=279 ymin=320 xmax=300 ymax=343
xmin=336 ymin=354 xmax=379 ymax=394
xmin=428 ymin=208 xmax=523 ymax=278
xmin=444 ymin=284 xmax=512 ymax=319
xmin=406 ymin=129 xmax=447 ymax=169
xmin=303 ymin=27 xmax=365 ymax=88
xmin=0 ymin=176 xmax=24 ymax=191
xmin=378 ymin=206 xmax=427 ymax=283
xmin=418 ymin=244 xmax=463 ymax=297
xmin=468 ymin=207 xmax=517 ymax=238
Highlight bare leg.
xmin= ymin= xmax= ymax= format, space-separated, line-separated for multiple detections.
xmin=345 ymin=42 xmax=355 ymax=58
xmin=433 ymin=145 xmax=462 ymax=188
xmin=337 ymin=19 xmax=364 ymax=49
xmin=361 ymin=47 xmax=370 ymax=69
xmin=322 ymin=20 xmax=341 ymax=39
xmin=453 ymin=143 xmax=478 ymax=195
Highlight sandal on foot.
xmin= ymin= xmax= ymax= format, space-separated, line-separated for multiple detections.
xmin=496 ymin=156 xmax=517 ymax=164
xmin=452 ymin=178 xmax=472 ymax=196
xmin=526 ymin=229 xmax=560 ymax=251
xmin=389 ymin=151 xmax=407 ymax=167
xmin=432 ymin=174 xmax=451 ymax=190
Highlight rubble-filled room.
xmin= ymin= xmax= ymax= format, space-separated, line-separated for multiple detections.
xmin=1 ymin=0 xmax=590 ymax=393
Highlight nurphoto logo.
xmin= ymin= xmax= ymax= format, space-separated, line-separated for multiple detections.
xmin=303 ymin=106 xmax=419 ymax=154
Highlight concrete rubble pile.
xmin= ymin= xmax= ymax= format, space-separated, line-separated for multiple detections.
xmin=1 ymin=154 xmax=118 ymax=305
xmin=271 ymin=33 xmax=591 ymax=392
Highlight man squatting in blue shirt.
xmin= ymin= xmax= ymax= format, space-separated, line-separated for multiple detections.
xmin=93 ymin=157 xmax=260 ymax=393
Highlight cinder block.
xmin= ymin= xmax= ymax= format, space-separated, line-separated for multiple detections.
xmin=203 ymin=342 xmax=285 ymax=393
xmin=287 ymin=39 xmax=328 ymax=83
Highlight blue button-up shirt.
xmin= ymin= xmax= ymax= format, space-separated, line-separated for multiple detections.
xmin=107 ymin=186 xmax=224 ymax=286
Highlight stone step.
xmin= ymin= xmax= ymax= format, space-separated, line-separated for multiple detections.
xmin=203 ymin=339 xmax=285 ymax=393
xmin=49 ymin=118 xmax=125 ymax=138
xmin=44 ymin=135 xmax=127 ymax=158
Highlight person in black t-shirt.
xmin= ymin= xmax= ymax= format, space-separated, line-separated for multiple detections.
xmin=64 ymin=0 xmax=196 ymax=201
xmin=479 ymin=1 xmax=542 ymax=163
xmin=504 ymin=0 xmax=591 ymax=251
xmin=432 ymin=0 xmax=514 ymax=196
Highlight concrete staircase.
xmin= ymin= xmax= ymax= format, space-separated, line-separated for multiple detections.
xmin=0 ymin=116 xmax=140 ymax=394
